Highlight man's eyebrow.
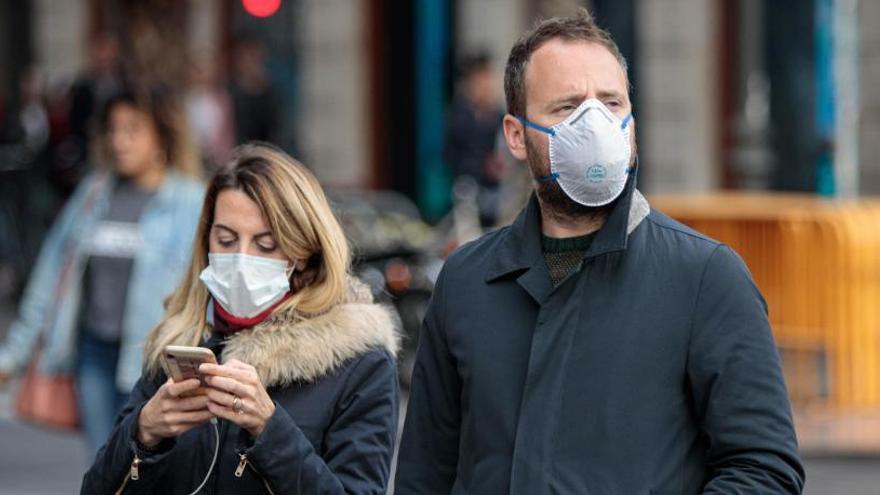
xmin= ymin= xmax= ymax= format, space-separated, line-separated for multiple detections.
xmin=596 ymin=89 xmax=626 ymax=99
xmin=546 ymin=94 xmax=587 ymax=108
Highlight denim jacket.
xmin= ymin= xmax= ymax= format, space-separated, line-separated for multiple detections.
xmin=0 ymin=170 xmax=204 ymax=391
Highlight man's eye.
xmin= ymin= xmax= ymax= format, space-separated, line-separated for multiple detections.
xmin=606 ymin=100 xmax=621 ymax=108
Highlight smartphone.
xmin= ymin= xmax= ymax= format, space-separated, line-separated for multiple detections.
xmin=164 ymin=345 xmax=217 ymax=395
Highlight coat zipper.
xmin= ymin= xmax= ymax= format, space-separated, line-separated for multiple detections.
xmin=235 ymin=452 xmax=275 ymax=494
xmin=234 ymin=453 xmax=249 ymax=477
xmin=130 ymin=455 xmax=141 ymax=480
xmin=114 ymin=454 xmax=141 ymax=495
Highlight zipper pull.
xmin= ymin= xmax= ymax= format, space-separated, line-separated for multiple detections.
xmin=130 ymin=455 xmax=141 ymax=481
xmin=235 ymin=453 xmax=248 ymax=478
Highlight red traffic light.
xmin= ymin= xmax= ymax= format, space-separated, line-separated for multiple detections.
xmin=242 ymin=0 xmax=281 ymax=18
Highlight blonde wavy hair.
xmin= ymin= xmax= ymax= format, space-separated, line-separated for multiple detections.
xmin=143 ymin=142 xmax=351 ymax=375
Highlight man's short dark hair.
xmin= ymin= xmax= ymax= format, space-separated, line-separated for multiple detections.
xmin=504 ymin=8 xmax=628 ymax=117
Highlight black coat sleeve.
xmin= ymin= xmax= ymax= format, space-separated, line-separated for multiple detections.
xmin=395 ymin=267 xmax=462 ymax=494
xmin=687 ymin=245 xmax=805 ymax=493
xmin=244 ymin=349 xmax=399 ymax=494
xmin=80 ymin=373 xmax=177 ymax=494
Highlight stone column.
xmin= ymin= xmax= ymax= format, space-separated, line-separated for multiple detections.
xmin=859 ymin=0 xmax=880 ymax=194
xmin=33 ymin=0 xmax=87 ymax=85
xmin=636 ymin=0 xmax=720 ymax=193
xmin=297 ymin=0 xmax=368 ymax=188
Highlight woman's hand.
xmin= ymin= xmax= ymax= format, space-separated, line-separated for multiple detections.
xmin=137 ymin=378 xmax=214 ymax=448
xmin=199 ymin=359 xmax=276 ymax=437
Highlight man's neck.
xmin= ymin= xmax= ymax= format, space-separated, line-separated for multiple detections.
xmin=538 ymin=199 xmax=609 ymax=238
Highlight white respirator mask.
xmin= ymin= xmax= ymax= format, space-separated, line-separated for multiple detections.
xmin=518 ymin=98 xmax=634 ymax=207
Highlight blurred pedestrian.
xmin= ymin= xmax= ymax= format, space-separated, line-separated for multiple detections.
xmin=0 ymin=66 xmax=53 ymax=294
xmin=0 ymin=85 xmax=205 ymax=454
xmin=186 ymin=57 xmax=234 ymax=172
xmin=82 ymin=143 xmax=400 ymax=494
xmin=397 ymin=9 xmax=804 ymax=494
xmin=229 ymin=37 xmax=281 ymax=145
xmin=444 ymin=52 xmax=504 ymax=227
xmin=59 ymin=32 xmax=124 ymax=196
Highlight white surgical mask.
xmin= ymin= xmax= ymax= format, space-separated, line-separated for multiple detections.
xmin=199 ymin=253 xmax=294 ymax=318
xmin=519 ymin=98 xmax=634 ymax=207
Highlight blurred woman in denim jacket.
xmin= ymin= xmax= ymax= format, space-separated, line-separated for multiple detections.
xmin=0 ymin=85 xmax=205 ymax=452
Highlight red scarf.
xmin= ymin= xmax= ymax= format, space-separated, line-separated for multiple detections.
xmin=212 ymin=293 xmax=291 ymax=335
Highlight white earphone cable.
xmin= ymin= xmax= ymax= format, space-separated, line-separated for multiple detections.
xmin=187 ymin=417 xmax=220 ymax=495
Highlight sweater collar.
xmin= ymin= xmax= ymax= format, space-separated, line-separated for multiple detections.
xmin=211 ymin=293 xmax=292 ymax=335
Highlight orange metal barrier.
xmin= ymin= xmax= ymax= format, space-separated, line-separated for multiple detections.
xmin=651 ymin=193 xmax=880 ymax=411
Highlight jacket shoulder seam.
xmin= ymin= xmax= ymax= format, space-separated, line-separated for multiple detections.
xmin=450 ymin=226 xmax=511 ymax=262
xmin=644 ymin=215 xmax=722 ymax=247
xmin=686 ymin=244 xmax=727 ymax=357
xmin=338 ymin=346 xmax=395 ymax=395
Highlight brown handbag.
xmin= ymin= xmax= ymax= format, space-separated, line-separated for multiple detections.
xmin=14 ymin=349 xmax=80 ymax=430
xmin=11 ymin=178 xmax=106 ymax=431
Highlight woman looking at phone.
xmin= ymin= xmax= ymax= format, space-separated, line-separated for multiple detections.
xmin=82 ymin=143 xmax=400 ymax=494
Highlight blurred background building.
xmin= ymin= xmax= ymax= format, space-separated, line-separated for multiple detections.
xmin=2 ymin=0 xmax=879 ymax=216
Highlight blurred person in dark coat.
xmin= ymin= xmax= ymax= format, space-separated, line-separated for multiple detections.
xmin=444 ymin=52 xmax=504 ymax=227
xmin=229 ymin=37 xmax=281 ymax=146
xmin=0 ymin=66 xmax=53 ymax=289
xmin=61 ymin=33 xmax=124 ymax=195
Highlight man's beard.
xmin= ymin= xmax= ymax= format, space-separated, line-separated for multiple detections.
xmin=524 ymin=133 xmax=617 ymax=226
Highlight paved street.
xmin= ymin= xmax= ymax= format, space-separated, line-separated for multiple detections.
xmin=0 ymin=417 xmax=89 ymax=494
xmin=2 ymin=386 xmax=879 ymax=494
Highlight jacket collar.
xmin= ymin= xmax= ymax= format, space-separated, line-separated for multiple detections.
xmin=486 ymin=172 xmax=650 ymax=284
xmin=218 ymin=278 xmax=400 ymax=387
xmin=98 ymin=169 xmax=192 ymax=210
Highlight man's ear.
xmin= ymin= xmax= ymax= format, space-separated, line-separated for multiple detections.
xmin=502 ymin=114 xmax=529 ymax=162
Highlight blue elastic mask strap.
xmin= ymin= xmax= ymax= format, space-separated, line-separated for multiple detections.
xmin=620 ymin=113 xmax=633 ymax=129
xmin=536 ymin=172 xmax=560 ymax=182
xmin=517 ymin=116 xmax=556 ymax=137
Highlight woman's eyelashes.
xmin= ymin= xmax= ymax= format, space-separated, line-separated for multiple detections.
xmin=255 ymin=242 xmax=277 ymax=254
xmin=217 ymin=237 xmax=237 ymax=248
xmin=214 ymin=229 xmax=276 ymax=253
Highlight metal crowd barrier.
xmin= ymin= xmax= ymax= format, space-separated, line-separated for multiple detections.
xmin=651 ymin=193 xmax=880 ymax=411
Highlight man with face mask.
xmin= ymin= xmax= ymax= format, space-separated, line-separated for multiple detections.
xmin=396 ymin=10 xmax=804 ymax=495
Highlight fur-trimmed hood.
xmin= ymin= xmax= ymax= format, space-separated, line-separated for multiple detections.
xmin=219 ymin=278 xmax=400 ymax=387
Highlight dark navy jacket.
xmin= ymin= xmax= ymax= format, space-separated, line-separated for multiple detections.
xmin=396 ymin=178 xmax=804 ymax=494
xmin=82 ymin=282 xmax=400 ymax=494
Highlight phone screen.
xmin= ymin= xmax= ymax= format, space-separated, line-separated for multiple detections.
xmin=166 ymin=354 xmax=204 ymax=381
